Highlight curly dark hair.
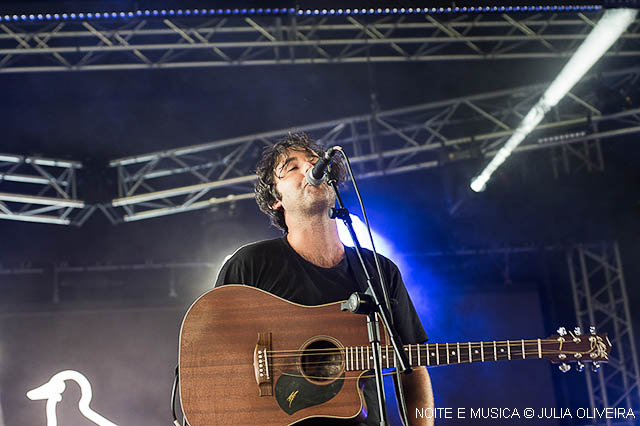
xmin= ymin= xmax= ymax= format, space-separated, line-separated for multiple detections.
xmin=254 ymin=133 xmax=347 ymax=233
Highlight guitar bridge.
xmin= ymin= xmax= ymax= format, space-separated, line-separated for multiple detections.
xmin=254 ymin=332 xmax=273 ymax=396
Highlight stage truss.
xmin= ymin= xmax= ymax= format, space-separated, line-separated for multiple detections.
xmin=567 ymin=243 xmax=640 ymax=426
xmin=2 ymin=66 xmax=638 ymax=225
xmin=0 ymin=11 xmax=638 ymax=72
xmin=0 ymin=153 xmax=85 ymax=225
xmin=106 ymin=66 xmax=640 ymax=223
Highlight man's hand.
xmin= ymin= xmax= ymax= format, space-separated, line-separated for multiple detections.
xmin=396 ymin=366 xmax=434 ymax=426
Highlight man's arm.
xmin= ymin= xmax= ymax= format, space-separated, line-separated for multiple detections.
xmin=395 ymin=366 xmax=434 ymax=426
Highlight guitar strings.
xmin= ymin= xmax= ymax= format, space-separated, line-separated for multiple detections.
xmin=265 ymin=338 xmax=589 ymax=355
xmin=267 ymin=345 xmax=564 ymax=359
xmin=266 ymin=349 xmax=598 ymax=369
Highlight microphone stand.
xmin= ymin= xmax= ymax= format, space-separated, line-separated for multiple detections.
xmin=326 ymin=177 xmax=412 ymax=426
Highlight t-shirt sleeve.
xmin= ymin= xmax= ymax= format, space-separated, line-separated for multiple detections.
xmin=214 ymin=249 xmax=253 ymax=287
xmin=388 ymin=262 xmax=428 ymax=345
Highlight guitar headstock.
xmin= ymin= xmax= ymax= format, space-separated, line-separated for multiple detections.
xmin=542 ymin=326 xmax=611 ymax=373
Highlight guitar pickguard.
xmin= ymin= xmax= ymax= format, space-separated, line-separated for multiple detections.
xmin=275 ymin=372 xmax=345 ymax=415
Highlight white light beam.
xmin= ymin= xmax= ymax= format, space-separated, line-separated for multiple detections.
xmin=470 ymin=8 xmax=638 ymax=192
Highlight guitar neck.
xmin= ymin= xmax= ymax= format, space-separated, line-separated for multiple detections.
xmin=344 ymin=339 xmax=546 ymax=371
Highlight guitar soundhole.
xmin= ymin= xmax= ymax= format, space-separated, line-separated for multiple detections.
xmin=299 ymin=338 xmax=344 ymax=385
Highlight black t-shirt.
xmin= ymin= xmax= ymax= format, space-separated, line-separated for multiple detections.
xmin=215 ymin=236 xmax=428 ymax=425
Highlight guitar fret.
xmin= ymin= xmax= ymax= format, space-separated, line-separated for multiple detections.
xmin=480 ymin=342 xmax=484 ymax=362
xmin=446 ymin=343 xmax=450 ymax=364
xmin=386 ymin=345 xmax=389 ymax=369
xmin=507 ymin=340 xmax=511 ymax=360
xmin=393 ymin=347 xmax=397 ymax=368
xmin=456 ymin=342 xmax=461 ymax=364
xmin=351 ymin=346 xmax=358 ymax=370
xmin=417 ymin=344 xmax=421 ymax=366
xmin=353 ymin=347 xmax=356 ymax=371
xmin=493 ymin=341 xmax=497 ymax=361
xmin=468 ymin=342 xmax=472 ymax=363
xmin=351 ymin=347 xmax=354 ymax=370
xmin=537 ymin=339 xmax=542 ymax=359
xmin=427 ymin=344 xmax=430 ymax=366
xmin=351 ymin=347 xmax=354 ymax=371
xmin=436 ymin=343 xmax=440 ymax=365
xmin=361 ymin=346 xmax=365 ymax=369
xmin=522 ymin=340 xmax=526 ymax=359
xmin=345 ymin=347 xmax=349 ymax=371
xmin=409 ymin=344 xmax=412 ymax=365
xmin=367 ymin=346 xmax=370 ymax=369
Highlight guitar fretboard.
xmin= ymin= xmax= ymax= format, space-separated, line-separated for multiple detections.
xmin=343 ymin=340 xmax=544 ymax=371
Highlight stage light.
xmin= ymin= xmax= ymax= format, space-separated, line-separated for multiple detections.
xmin=336 ymin=214 xmax=393 ymax=259
xmin=470 ymin=8 xmax=638 ymax=192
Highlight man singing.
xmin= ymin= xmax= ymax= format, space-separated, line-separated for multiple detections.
xmin=216 ymin=133 xmax=434 ymax=425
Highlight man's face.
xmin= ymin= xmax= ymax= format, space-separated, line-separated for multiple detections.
xmin=271 ymin=148 xmax=335 ymax=219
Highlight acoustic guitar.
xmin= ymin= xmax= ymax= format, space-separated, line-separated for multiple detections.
xmin=179 ymin=285 xmax=611 ymax=425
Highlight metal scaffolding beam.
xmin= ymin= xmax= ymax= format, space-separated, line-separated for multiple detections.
xmin=107 ymin=66 xmax=640 ymax=222
xmin=567 ymin=242 xmax=640 ymax=426
xmin=0 ymin=154 xmax=86 ymax=225
xmin=0 ymin=12 xmax=638 ymax=73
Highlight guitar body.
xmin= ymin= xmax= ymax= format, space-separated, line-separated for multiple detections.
xmin=179 ymin=285 xmax=376 ymax=426
xmin=179 ymin=285 xmax=612 ymax=425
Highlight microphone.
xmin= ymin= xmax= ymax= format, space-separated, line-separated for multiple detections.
xmin=305 ymin=146 xmax=340 ymax=186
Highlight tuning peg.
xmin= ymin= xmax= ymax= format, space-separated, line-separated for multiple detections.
xmin=576 ymin=361 xmax=585 ymax=372
xmin=574 ymin=326 xmax=582 ymax=336
xmin=589 ymin=326 xmax=596 ymax=335
xmin=557 ymin=327 xmax=567 ymax=336
xmin=591 ymin=361 xmax=600 ymax=373
xmin=559 ymin=363 xmax=571 ymax=373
